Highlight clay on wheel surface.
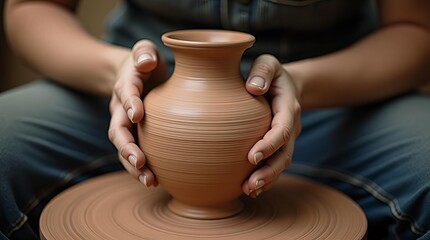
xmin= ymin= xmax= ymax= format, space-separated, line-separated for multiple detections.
xmin=40 ymin=172 xmax=367 ymax=240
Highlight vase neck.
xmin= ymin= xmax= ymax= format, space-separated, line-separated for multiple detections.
xmin=171 ymin=47 xmax=245 ymax=79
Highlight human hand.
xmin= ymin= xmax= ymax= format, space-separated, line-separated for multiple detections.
xmin=242 ymin=54 xmax=302 ymax=198
xmin=108 ymin=40 xmax=168 ymax=187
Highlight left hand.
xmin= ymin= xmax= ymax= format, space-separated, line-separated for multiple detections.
xmin=242 ymin=54 xmax=302 ymax=198
xmin=108 ymin=40 xmax=168 ymax=187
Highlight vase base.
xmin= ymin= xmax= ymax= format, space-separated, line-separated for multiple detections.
xmin=167 ymin=198 xmax=243 ymax=220
xmin=40 ymin=172 xmax=367 ymax=240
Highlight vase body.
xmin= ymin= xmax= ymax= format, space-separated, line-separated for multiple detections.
xmin=138 ymin=30 xmax=271 ymax=219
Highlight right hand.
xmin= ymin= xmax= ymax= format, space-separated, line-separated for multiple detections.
xmin=242 ymin=54 xmax=302 ymax=198
xmin=108 ymin=40 xmax=168 ymax=187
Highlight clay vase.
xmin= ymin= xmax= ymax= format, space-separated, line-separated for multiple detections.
xmin=138 ymin=29 xmax=272 ymax=220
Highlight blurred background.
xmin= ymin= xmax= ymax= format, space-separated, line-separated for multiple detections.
xmin=0 ymin=0 xmax=119 ymax=92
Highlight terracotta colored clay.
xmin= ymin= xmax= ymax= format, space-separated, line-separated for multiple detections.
xmin=40 ymin=30 xmax=368 ymax=239
xmin=138 ymin=30 xmax=272 ymax=219
xmin=39 ymin=172 xmax=368 ymax=240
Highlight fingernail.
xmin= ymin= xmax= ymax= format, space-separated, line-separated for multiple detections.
xmin=255 ymin=179 xmax=265 ymax=189
xmin=127 ymin=108 xmax=134 ymax=121
xmin=136 ymin=53 xmax=153 ymax=64
xmin=255 ymin=188 xmax=263 ymax=197
xmin=139 ymin=175 xmax=148 ymax=187
xmin=249 ymin=76 xmax=266 ymax=89
xmin=128 ymin=155 xmax=137 ymax=168
xmin=253 ymin=152 xmax=264 ymax=165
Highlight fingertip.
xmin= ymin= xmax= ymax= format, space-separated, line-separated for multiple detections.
xmin=134 ymin=153 xmax=146 ymax=169
xmin=138 ymin=174 xmax=149 ymax=187
xmin=242 ymin=181 xmax=251 ymax=196
xmin=253 ymin=152 xmax=264 ymax=165
xmin=127 ymin=108 xmax=135 ymax=122
xmin=140 ymin=168 xmax=157 ymax=187
xmin=135 ymin=53 xmax=157 ymax=72
xmin=136 ymin=53 xmax=153 ymax=65
xmin=139 ymin=173 xmax=156 ymax=187
xmin=248 ymin=142 xmax=265 ymax=165
xmin=128 ymin=154 xmax=138 ymax=168
xmin=248 ymin=76 xmax=266 ymax=89
xmin=132 ymin=40 xmax=159 ymax=72
xmin=246 ymin=77 xmax=267 ymax=95
xmin=127 ymin=97 xmax=144 ymax=123
xmin=254 ymin=188 xmax=263 ymax=198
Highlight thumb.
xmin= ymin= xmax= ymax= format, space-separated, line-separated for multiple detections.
xmin=246 ymin=54 xmax=279 ymax=96
xmin=132 ymin=40 xmax=159 ymax=73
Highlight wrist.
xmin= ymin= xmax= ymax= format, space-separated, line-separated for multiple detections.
xmin=283 ymin=62 xmax=306 ymax=109
xmin=98 ymin=44 xmax=130 ymax=95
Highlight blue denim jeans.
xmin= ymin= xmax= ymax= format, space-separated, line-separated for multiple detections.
xmin=1 ymin=80 xmax=429 ymax=239
xmin=287 ymin=96 xmax=430 ymax=239
xmin=0 ymin=81 xmax=121 ymax=240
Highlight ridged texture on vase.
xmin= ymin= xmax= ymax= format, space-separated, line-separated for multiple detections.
xmin=138 ymin=30 xmax=272 ymax=219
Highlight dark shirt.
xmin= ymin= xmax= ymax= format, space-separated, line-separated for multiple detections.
xmin=105 ymin=0 xmax=378 ymax=73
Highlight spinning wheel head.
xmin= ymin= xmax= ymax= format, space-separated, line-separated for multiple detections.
xmin=40 ymin=172 xmax=367 ymax=240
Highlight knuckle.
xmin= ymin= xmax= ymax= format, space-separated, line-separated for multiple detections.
xmin=260 ymin=54 xmax=277 ymax=62
xmin=119 ymin=143 xmax=128 ymax=158
xmin=113 ymin=82 xmax=123 ymax=97
xmin=254 ymin=62 xmax=274 ymax=77
xmin=270 ymin=169 xmax=278 ymax=179
xmin=296 ymin=123 xmax=302 ymax=136
xmin=284 ymin=152 xmax=293 ymax=168
xmin=133 ymin=45 xmax=157 ymax=57
xmin=108 ymin=127 xmax=116 ymax=142
xmin=294 ymin=102 xmax=302 ymax=116
xmin=267 ymin=141 xmax=277 ymax=153
xmin=113 ymin=82 xmax=120 ymax=92
xmin=267 ymin=164 xmax=277 ymax=179
xmin=268 ymin=163 xmax=282 ymax=179
xmin=132 ymin=79 xmax=144 ymax=93
xmin=281 ymin=126 xmax=292 ymax=144
xmin=109 ymin=100 xmax=116 ymax=113
xmin=133 ymin=39 xmax=156 ymax=51
xmin=122 ymin=97 xmax=132 ymax=109
xmin=293 ymin=103 xmax=302 ymax=136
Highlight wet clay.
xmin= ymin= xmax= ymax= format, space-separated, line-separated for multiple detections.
xmin=138 ymin=30 xmax=271 ymax=219
xmin=39 ymin=172 xmax=367 ymax=240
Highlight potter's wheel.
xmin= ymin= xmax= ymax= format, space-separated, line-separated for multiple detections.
xmin=40 ymin=172 xmax=367 ymax=239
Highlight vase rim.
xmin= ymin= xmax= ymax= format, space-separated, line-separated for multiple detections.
xmin=162 ymin=29 xmax=255 ymax=48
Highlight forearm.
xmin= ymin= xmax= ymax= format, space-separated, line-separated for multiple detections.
xmin=286 ymin=24 xmax=430 ymax=109
xmin=5 ymin=1 xmax=130 ymax=96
